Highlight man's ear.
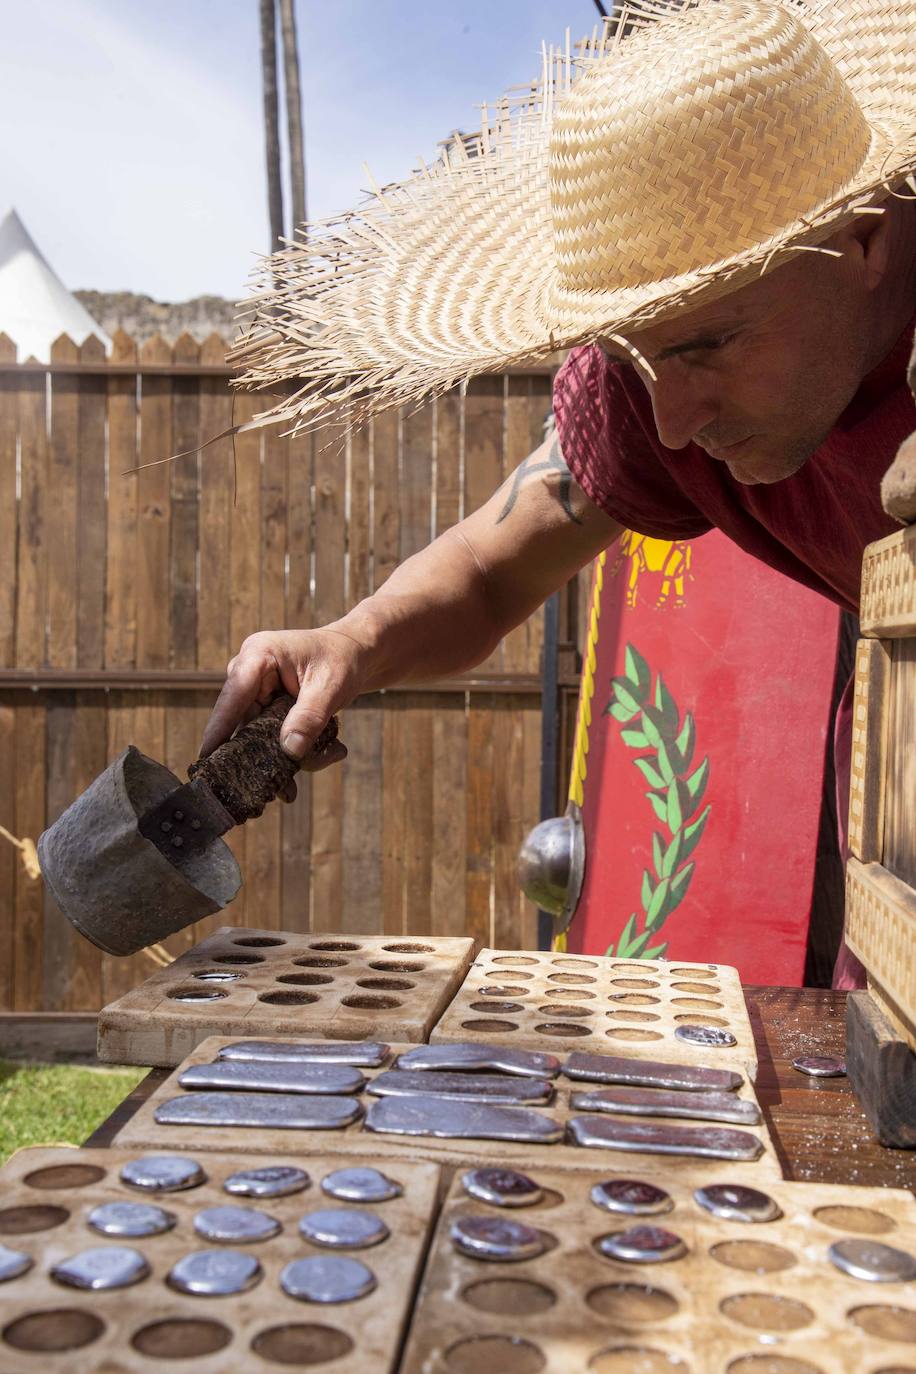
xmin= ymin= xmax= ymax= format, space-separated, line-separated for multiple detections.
xmin=832 ymin=203 xmax=893 ymax=290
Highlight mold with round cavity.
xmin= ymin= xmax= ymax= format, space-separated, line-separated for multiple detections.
xmin=470 ymin=1001 xmax=525 ymax=1014
xmin=23 ymin=1164 xmax=105 ymax=1190
xmin=671 ymin=997 xmax=725 ymax=1011
xmin=671 ymin=981 xmax=721 ymax=994
xmin=535 ymin=1004 xmax=592 ymax=1017
xmin=720 ymin=1293 xmax=814 ymax=1332
xmin=813 ymin=1205 xmax=894 ymax=1234
xmin=548 ymin=972 xmax=597 ymax=985
xmin=310 ymin=941 xmax=362 ymax=951
xmin=847 ymin=1305 xmax=916 ymax=1342
xmin=589 ymin=1347 xmax=688 ymax=1373
xmin=294 ymin=956 xmax=348 ymax=969
xmin=606 ymin=1010 xmax=661 ymax=1023
xmin=491 ymin=956 xmax=539 ymax=967
xmin=461 ymin=1278 xmax=557 ymax=1315
xmin=476 ymin=985 xmax=529 ymax=998
xmin=612 ymin=962 xmax=660 ymax=973
xmin=251 ymin=1323 xmax=354 ymax=1365
xmin=485 ymin=969 xmax=534 ymax=980
xmin=610 ymin=978 xmax=660 ymax=989
xmin=709 ymin=1241 xmax=796 ymax=1273
xmin=383 ymin=943 xmax=434 ymax=953
xmin=444 ymin=1334 xmax=546 ymax=1374
xmin=0 ymin=1205 xmax=69 ymax=1235
xmin=586 ymin=1282 xmax=679 ymax=1323
xmin=607 ymin=993 xmax=661 ymax=1006
xmin=546 ymin=987 xmax=596 ymax=999
xmin=258 ymin=990 xmax=320 ymax=1006
xmin=534 ymin=1022 xmax=591 ymax=1038
xmin=357 ymin=977 xmax=416 ymax=992
xmin=234 ymin=936 xmax=286 ymax=947
xmin=605 ymin=1027 xmax=664 ymax=1042
xmin=276 ymin=973 xmax=334 ymax=986
xmin=3 ymin=1307 xmax=105 ymax=1353
xmin=168 ymin=984 xmax=229 ymax=1002
xmin=552 ymin=957 xmax=598 ymax=969
xmin=370 ymin=960 xmax=426 ymax=974
xmin=131 ymin=1317 xmax=232 ymax=1359
xmin=725 ymin=1359 xmax=824 ymax=1374
xmin=460 ymin=1018 xmax=519 ymax=1033
xmin=673 ymin=1014 xmax=728 ymax=1027
xmin=193 ymin=969 xmax=243 ymax=982
xmin=670 ymin=966 xmax=716 ymax=977
xmin=341 ymin=994 xmax=403 ymax=1010
xmin=213 ymin=954 xmax=265 ymax=965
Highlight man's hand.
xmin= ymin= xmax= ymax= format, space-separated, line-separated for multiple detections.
xmin=199 ymin=628 xmax=358 ymax=780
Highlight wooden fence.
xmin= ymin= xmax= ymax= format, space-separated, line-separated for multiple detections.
xmin=0 ymin=330 xmax=580 ymax=1012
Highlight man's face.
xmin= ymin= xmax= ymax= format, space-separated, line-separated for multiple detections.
xmin=603 ymin=246 xmax=875 ymax=485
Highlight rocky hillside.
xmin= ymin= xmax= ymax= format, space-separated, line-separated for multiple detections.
xmin=74 ymin=291 xmax=239 ymax=346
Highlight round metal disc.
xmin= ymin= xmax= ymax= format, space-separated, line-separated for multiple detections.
xmin=168 ymin=1249 xmax=262 ymax=1296
xmin=694 ymin=1184 xmax=782 ymax=1223
xmin=598 ymin=1225 xmax=687 ymax=1264
xmin=450 ymin=1214 xmax=545 ymax=1262
xmin=828 ymin=1237 xmax=916 ymax=1283
xmin=169 ymin=989 xmax=226 ymax=1001
xmin=0 ymin=1244 xmax=33 ymax=1283
xmin=280 ymin=1255 xmax=377 ymax=1303
xmin=121 ymin=1155 xmax=206 ymax=1193
xmin=298 ymin=1208 xmax=389 ymax=1249
xmin=194 ymin=970 xmax=243 ymax=981
xmin=87 ymin=1201 xmax=176 ymax=1238
xmin=793 ymin=1055 xmax=846 ymax=1078
xmin=674 ymin=1024 xmax=737 ymax=1048
xmin=193 ymin=1206 xmax=282 ymax=1243
xmin=224 ymin=1166 xmax=311 ymax=1199
xmin=321 ymin=1168 xmax=403 ymax=1203
xmin=590 ymin=1179 xmax=673 ymax=1217
xmin=462 ymin=1168 xmax=543 ymax=1208
xmin=51 ymin=1246 xmax=150 ymax=1291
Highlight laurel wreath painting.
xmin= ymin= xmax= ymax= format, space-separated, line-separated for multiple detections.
xmin=604 ymin=644 xmax=711 ymax=960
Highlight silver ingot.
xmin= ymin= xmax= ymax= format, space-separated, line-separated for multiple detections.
xmin=193 ymin=969 xmax=242 ymax=981
xmin=367 ymin=1069 xmax=553 ymax=1106
xmin=599 ymin=1225 xmax=687 ymax=1264
xmin=694 ymin=1184 xmax=782 ymax=1223
xmin=179 ymin=1060 xmax=365 ymax=1095
xmin=168 ymin=1248 xmax=262 ymax=1296
xmin=450 ymin=1214 xmax=545 ymax=1262
xmin=0 ymin=1245 xmax=33 ymax=1283
xmin=366 ymin=1095 xmax=564 ymax=1144
xmin=321 ymin=1168 xmax=402 ymax=1203
xmin=570 ymin=1085 xmax=761 ymax=1126
xmin=280 ymin=1254 xmax=377 ymax=1303
xmin=462 ymin=1168 xmax=543 ymax=1208
xmin=120 ymin=1154 xmax=206 ymax=1192
xmin=298 ymin=1208 xmax=389 ymax=1249
xmin=51 ymin=1245 xmax=150 ymax=1290
xmin=224 ymin=1165 xmax=311 ymax=1199
xmin=828 ymin=1237 xmax=916 ymax=1283
xmin=674 ymin=1025 xmax=737 ymax=1048
xmin=517 ymin=801 xmax=585 ymax=934
xmin=87 ymin=1201 xmax=176 ymax=1237
xmin=154 ymin=1091 xmax=362 ymax=1130
xmin=397 ymin=1042 xmax=560 ymax=1079
xmin=590 ymin=1179 xmax=673 ymax=1217
xmin=219 ymin=1040 xmax=390 ymax=1067
xmin=793 ymin=1055 xmax=847 ymax=1078
xmin=193 ymin=1205 xmax=282 ymax=1243
xmin=568 ymin=1116 xmax=764 ymax=1161
xmin=563 ymin=1051 xmax=742 ymax=1093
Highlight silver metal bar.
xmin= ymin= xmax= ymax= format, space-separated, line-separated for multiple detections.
xmin=365 ymin=1095 xmax=564 ymax=1144
xmin=218 ymin=1040 xmax=390 ymax=1068
xmin=567 ymin=1115 xmax=764 ymax=1161
xmin=563 ymin=1051 xmax=742 ymax=1093
xmin=179 ymin=1061 xmax=365 ymax=1095
xmin=367 ymin=1069 xmax=554 ymax=1106
xmin=569 ymin=1085 xmax=761 ymax=1125
xmin=154 ymin=1092 xmax=362 ymax=1130
xmin=397 ymin=1043 xmax=560 ymax=1079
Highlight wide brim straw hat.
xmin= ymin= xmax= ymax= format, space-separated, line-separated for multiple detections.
xmin=231 ymin=0 xmax=916 ymax=433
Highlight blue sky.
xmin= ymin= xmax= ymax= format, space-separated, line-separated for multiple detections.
xmin=1 ymin=0 xmax=601 ymax=301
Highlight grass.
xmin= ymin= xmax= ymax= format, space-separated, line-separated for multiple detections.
xmin=0 ymin=1060 xmax=147 ymax=1165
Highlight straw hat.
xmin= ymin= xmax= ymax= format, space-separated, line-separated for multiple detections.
xmin=232 ymin=0 xmax=916 ymax=432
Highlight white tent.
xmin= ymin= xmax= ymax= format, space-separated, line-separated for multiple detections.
xmin=0 ymin=208 xmax=109 ymax=362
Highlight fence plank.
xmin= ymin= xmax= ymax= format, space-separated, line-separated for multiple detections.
xmin=465 ymin=695 xmax=495 ymax=949
xmin=340 ymin=704 xmax=383 ymax=933
xmin=14 ymin=698 xmax=45 ymax=1010
xmin=465 ymin=378 xmax=504 ymax=674
xmin=170 ymin=334 xmax=200 ymax=670
xmin=46 ymin=336 xmax=80 ymax=669
xmin=77 ymin=336 xmax=107 ymax=668
xmin=430 ymin=694 xmax=467 ymax=938
xmin=43 ymin=691 xmax=77 ymax=1010
xmin=286 ymin=427 xmax=313 ymax=632
xmin=15 ymin=370 xmax=48 ymax=669
xmin=372 ymin=410 xmax=400 ymax=591
xmin=68 ymin=690 xmax=106 ymax=1004
xmin=435 ymin=390 xmax=462 ymax=537
xmin=382 ymin=696 xmax=407 ymax=935
xmin=0 ymin=335 xmax=18 ymax=665
xmin=400 ymin=404 xmax=433 ymax=563
xmin=281 ymin=782 xmax=312 ymax=932
xmin=261 ymin=418 xmax=287 ymax=631
xmin=229 ymin=389 xmax=262 ymax=651
xmin=503 ymin=376 xmax=534 ymax=675
xmin=105 ymin=331 xmax=139 ymax=670
xmin=136 ymin=335 xmax=173 ymax=669
xmin=402 ymin=696 xmax=434 ymax=935
xmin=348 ymin=422 xmax=371 ymax=606
xmin=0 ymin=693 xmax=16 ymax=1006
xmin=492 ymin=695 xmax=527 ymax=950
xmin=197 ymin=335 xmax=233 ymax=670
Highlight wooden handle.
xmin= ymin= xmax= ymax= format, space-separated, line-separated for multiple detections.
xmin=188 ymin=696 xmax=339 ymax=825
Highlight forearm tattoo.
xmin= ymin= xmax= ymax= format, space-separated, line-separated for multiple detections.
xmin=496 ymin=434 xmax=584 ymax=525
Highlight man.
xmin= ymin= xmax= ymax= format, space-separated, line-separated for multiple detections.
xmin=201 ymin=1 xmax=916 ymax=984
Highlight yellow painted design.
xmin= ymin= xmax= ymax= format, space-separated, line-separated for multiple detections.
xmin=613 ymin=531 xmax=694 ymax=609
xmin=568 ymin=551 xmax=606 ymax=809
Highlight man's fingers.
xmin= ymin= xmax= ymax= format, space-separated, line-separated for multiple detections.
xmin=299 ymin=739 xmax=348 ymax=774
xmin=200 ymin=657 xmax=277 ymax=757
xmin=279 ymin=779 xmax=298 ymax=804
xmin=281 ymin=678 xmax=353 ymax=761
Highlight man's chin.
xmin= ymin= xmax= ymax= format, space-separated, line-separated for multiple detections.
xmin=725 ymin=450 xmax=811 ymax=486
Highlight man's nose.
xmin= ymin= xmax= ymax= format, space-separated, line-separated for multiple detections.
xmin=646 ymin=364 xmax=718 ymax=451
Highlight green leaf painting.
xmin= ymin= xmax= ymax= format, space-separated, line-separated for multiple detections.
xmin=605 ymin=645 xmax=711 ymax=960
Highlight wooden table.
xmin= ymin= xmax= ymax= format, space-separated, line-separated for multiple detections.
xmin=86 ymin=986 xmax=915 ymax=1193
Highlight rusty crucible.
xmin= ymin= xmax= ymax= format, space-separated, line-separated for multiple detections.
xmin=38 ymin=697 xmax=338 ymax=956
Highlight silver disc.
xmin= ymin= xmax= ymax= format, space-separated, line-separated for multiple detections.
xmin=321 ymin=1168 xmax=403 ymax=1203
xmin=674 ymin=1024 xmax=737 ymax=1048
xmin=224 ymin=1165 xmax=311 ymax=1199
xmin=168 ymin=1249 xmax=262 ymax=1296
xmin=598 ymin=1225 xmax=687 ymax=1264
xmin=120 ymin=1154 xmax=206 ymax=1192
xmin=193 ymin=969 xmax=243 ymax=981
xmin=828 ymin=1237 xmax=916 ymax=1283
xmin=88 ymin=1201 xmax=176 ymax=1237
xmin=280 ymin=1254 xmax=377 ymax=1303
xmin=694 ymin=1184 xmax=782 ymax=1223
xmin=590 ymin=1179 xmax=673 ymax=1217
xmin=298 ymin=1208 xmax=389 ymax=1249
xmin=0 ymin=1244 xmax=33 ymax=1283
xmin=51 ymin=1246 xmax=150 ymax=1291
xmin=462 ymin=1168 xmax=544 ymax=1208
xmin=193 ymin=1205 xmax=281 ymax=1243
xmin=450 ymin=1214 xmax=545 ymax=1262
xmin=793 ymin=1055 xmax=846 ymax=1078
